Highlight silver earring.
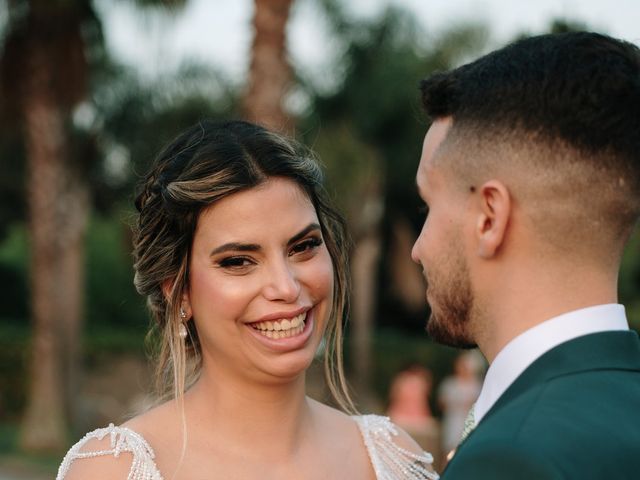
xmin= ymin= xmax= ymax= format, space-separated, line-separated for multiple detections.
xmin=179 ymin=307 xmax=188 ymax=339
xmin=178 ymin=322 xmax=188 ymax=339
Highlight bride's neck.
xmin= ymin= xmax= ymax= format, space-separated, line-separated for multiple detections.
xmin=182 ymin=367 xmax=312 ymax=457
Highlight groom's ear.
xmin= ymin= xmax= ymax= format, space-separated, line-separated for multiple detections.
xmin=474 ymin=179 xmax=511 ymax=259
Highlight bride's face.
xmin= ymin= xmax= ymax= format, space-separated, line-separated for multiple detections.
xmin=185 ymin=177 xmax=334 ymax=384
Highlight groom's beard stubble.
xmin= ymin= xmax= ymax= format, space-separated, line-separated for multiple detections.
xmin=425 ymin=249 xmax=477 ymax=350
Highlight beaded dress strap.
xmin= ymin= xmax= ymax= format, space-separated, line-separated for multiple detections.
xmin=354 ymin=415 xmax=439 ymax=480
xmin=56 ymin=423 xmax=163 ymax=480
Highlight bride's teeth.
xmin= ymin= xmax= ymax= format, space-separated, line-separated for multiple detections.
xmin=251 ymin=311 xmax=308 ymax=338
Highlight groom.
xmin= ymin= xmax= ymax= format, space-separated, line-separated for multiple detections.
xmin=412 ymin=32 xmax=640 ymax=478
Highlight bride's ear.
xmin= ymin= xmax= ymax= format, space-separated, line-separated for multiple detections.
xmin=162 ymin=278 xmax=191 ymax=310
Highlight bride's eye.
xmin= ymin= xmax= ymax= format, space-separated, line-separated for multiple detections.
xmin=217 ymin=256 xmax=255 ymax=270
xmin=290 ymin=236 xmax=323 ymax=257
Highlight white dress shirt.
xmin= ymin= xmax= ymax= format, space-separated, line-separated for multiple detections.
xmin=474 ymin=303 xmax=629 ymax=424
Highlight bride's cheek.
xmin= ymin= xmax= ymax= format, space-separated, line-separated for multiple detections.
xmin=314 ymin=253 xmax=335 ymax=300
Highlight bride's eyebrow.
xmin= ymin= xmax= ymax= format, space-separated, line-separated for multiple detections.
xmin=210 ymin=242 xmax=260 ymax=256
xmin=287 ymin=223 xmax=321 ymax=246
xmin=209 ymin=223 xmax=321 ymax=257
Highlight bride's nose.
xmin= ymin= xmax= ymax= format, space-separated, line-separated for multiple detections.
xmin=262 ymin=259 xmax=301 ymax=302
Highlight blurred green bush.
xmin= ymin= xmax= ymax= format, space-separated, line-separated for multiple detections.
xmin=0 ymin=213 xmax=148 ymax=422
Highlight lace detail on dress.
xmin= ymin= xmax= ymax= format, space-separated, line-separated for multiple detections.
xmin=354 ymin=415 xmax=439 ymax=480
xmin=58 ymin=416 xmax=438 ymax=480
xmin=56 ymin=423 xmax=163 ymax=480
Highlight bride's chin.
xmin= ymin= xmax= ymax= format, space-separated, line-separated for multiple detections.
xmin=262 ymin=346 xmax=319 ymax=380
xmin=258 ymin=345 xmax=322 ymax=383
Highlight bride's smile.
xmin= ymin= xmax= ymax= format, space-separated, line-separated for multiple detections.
xmin=185 ymin=177 xmax=333 ymax=381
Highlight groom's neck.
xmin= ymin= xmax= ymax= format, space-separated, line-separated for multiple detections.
xmin=472 ymin=256 xmax=618 ymax=363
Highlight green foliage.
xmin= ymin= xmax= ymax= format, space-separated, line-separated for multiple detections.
xmin=0 ymin=224 xmax=29 ymax=322
xmin=0 ymin=424 xmax=73 ymax=473
xmin=301 ymin=4 xmax=488 ymax=330
xmin=89 ymin=60 xmax=238 ymax=213
xmin=0 ymin=321 xmax=147 ymax=422
xmin=0 ymin=423 xmax=18 ymax=453
xmin=307 ymin=121 xmax=381 ymax=218
xmin=0 ymin=214 xmax=149 ymax=421
xmin=0 ymin=324 xmax=29 ymax=422
xmin=0 ymin=213 xmax=152 ymax=330
xmin=620 ymin=229 xmax=640 ymax=329
xmin=0 ymin=229 xmax=30 ymax=422
xmin=0 ymin=137 xmax=25 ymax=240
xmin=85 ymin=213 xmax=148 ymax=329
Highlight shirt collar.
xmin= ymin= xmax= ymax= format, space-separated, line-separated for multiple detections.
xmin=474 ymin=304 xmax=628 ymax=424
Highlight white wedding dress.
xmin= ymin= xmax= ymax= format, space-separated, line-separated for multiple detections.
xmin=57 ymin=414 xmax=438 ymax=480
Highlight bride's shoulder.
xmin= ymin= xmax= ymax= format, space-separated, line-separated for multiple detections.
xmin=353 ymin=414 xmax=439 ymax=480
xmin=309 ymin=400 xmax=439 ymax=479
xmin=354 ymin=414 xmax=422 ymax=449
xmin=56 ymin=404 xmax=173 ymax=480
xmin=55 ymin=423 xmax=161 ymax=480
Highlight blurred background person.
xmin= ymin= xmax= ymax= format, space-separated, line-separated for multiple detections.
xmin=437 ymin=352 xmax=483 ymax=459
xmin=387 ymin=364 xmax=441 ymax=470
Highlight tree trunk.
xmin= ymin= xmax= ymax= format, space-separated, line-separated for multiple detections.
xmin=58 ymin=172 xmax=89 ymax=432
xmin=19 ymin=41 xmax=69 ymax=452
xmin=349 ymin=172 xmax=384 ymax=410
xmin=17 ymin=19 xmax=91 ymax=451
xmin=244 ymin=0 xmax=294 ymax=134
xmin=351 ymin=230 xmax=382 ymax=408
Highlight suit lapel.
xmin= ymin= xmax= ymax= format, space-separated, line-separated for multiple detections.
xmin=444 ymin=330 xmax=640 ymax=474
xmin=479 ymin=330 xmax=640 ymax=427
xmin=450 ymin=330 xmax=640 ymax=455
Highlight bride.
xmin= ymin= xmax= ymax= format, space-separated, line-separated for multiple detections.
xmin=57 ymin=120 xmax=438 ymax=480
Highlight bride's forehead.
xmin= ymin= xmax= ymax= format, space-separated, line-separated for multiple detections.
xmin=194 ymin=179 xmax=318 ymax=238
xmin=204 ymin=179 xmax=313 ymax=216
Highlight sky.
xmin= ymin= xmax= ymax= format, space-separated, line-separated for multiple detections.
xmin=98 ymin=0 xmax=640 ymax=83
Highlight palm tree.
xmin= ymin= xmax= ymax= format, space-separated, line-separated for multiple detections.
xmin=0 ymin=0 xmax=95 ymax=451
xmin=243 ymin=0 xmax=295 ymax=133
xmin=1 ymin=0 xmax=187 ymax=452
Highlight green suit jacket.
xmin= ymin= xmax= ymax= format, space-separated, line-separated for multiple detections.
xmin=441 ymin=331 xmax=640 ymax=479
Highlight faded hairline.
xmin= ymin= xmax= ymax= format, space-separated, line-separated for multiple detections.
xmin=439 ymin=120 xmax=639 ymax=260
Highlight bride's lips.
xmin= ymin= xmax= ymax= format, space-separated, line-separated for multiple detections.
xmin=245 ymin=307 xmax=315 ymax=352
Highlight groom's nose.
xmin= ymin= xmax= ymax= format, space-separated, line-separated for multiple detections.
xmin=411 ymin=239 xmax=421 ymax=265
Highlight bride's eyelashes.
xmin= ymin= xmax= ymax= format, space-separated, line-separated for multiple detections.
xmin=289 ymin=236 xmax=323 ymax=257
xmin=215 ymin=236 xmax=324 ymax=272
xmin=217 ymin=256 xmax=255 ymax=269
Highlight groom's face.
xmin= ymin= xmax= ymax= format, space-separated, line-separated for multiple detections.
xmin=412 ymin=119 xmax=477 ymax=349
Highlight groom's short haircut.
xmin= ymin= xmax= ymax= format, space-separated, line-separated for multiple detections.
xmin=420 ymin=32 xmax=640 ymax=258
